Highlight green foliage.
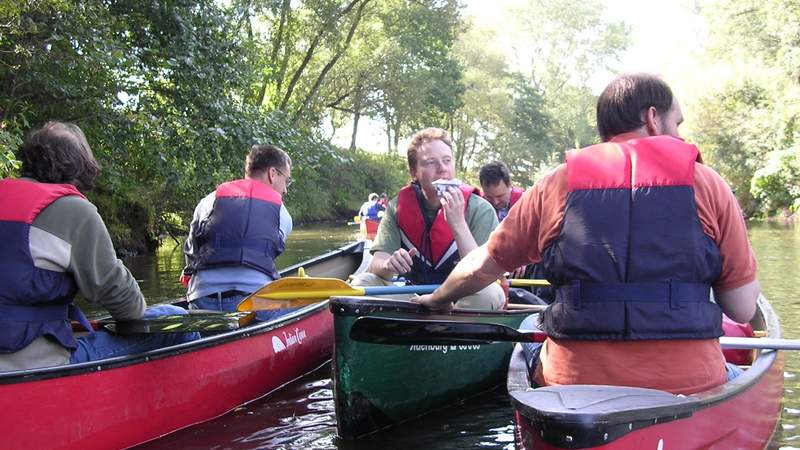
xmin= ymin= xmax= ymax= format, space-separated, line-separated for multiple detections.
xmin=689 ymin=80 xmax=780 ymax=214
xmin=449 ymin=0 xmax=628 ymax=186
xmin=702 ymin=0 xmax=800 ymax=82
xmin=691 ymin=0 xmax=800 ymax=218
xmin=0 ymin=126 xmax=22 ymax=178
xmin=751 ymin=148 xmax=800 ymax=216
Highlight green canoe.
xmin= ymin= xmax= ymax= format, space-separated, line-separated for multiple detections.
xmin=330 ymin=296 xmax=533 ymax=439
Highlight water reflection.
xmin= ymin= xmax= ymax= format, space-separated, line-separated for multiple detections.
xmin=131 ymin=221 xmax=798 ymax=449
xmin=748 ymin=222 xmax=800 ymax=449
xmin=123 ymin=222 xmax=363 ymax=305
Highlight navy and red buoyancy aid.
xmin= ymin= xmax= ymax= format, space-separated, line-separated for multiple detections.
xmin=0 ymin=179 xmax=87 ymax=353
xmin=191 ymin=179 xmax=285 ymax=279
xmin=539 ymin=136 xmax=724 ymax=341
xmin=508 ymin=187 xmax=524 ymax=210
xmin=396 ymin=182 xmax=478 ymax=284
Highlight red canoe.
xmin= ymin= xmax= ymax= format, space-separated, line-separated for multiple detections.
xmin=360 ymin=217 xmax=380 ymax=240
xmin=0 ymin=240 xmax=369 ymax=450
xmin=508 ymin=296 xmax=784 ymax=449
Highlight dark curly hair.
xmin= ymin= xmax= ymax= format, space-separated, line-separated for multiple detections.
xmin=17 ymin=121 xmax=100 ymax=192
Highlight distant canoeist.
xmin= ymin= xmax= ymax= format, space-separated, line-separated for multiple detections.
xmin=0 ymin=121 xmax=198 ymax=372
xmin=182 ymin=144 xmax=294 ymax=321
xmin=416 ymin=73 xmax=761 ymax=395
xmin=358 ymin=192 xmax=382 ymax=220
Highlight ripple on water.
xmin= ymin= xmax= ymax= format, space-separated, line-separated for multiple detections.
xmin=131 ymin=222 xmax=800 ymax=449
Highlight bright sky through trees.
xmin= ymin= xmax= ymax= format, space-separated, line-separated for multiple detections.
xmin=467 ymin=0 xmax=707 ymax=92
xmin=332 ymin=0 xmax=706 ymax=151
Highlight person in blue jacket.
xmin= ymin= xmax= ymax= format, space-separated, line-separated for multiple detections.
xmin=359 ymin=193 xmax=381 ymax=220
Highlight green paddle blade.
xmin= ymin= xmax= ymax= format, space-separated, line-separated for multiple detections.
xmin=102 ymin=311 xmax=256 ymax=334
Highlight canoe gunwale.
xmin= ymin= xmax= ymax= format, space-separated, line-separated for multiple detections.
xmin=508 ymin=295 xmax=783 ymax=449
xmin=0 ymin=301 xmax=330 ymax=385
xmin=0 ymin=240 xmax=367 ymax=385
xmin=330 ymin=296 xmax=533 ymax=317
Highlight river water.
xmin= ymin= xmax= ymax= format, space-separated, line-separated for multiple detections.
xmin=127 ymin=221 xmax=799 ymax=450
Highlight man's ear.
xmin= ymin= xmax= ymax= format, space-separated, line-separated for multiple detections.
xmin=643 ymin=106 xmax=660 ymax=136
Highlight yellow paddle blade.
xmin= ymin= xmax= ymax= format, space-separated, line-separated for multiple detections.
xmin=509 ymin=279 xmax=551 ymax=287
xmin=241 ymin=297 xmax=329 ymax=311
xmin=236 ymin=277 xmax=365 ymax=311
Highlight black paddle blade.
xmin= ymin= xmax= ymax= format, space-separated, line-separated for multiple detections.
xmin=103 ymin=311 xmax=256 ymax=334
xmin=349 ymin=317 xmax=546 ymax=345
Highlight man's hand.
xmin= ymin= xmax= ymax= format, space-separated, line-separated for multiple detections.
xmin=414 ymin=293 xmax=453 ymax=313
xmin=510 ymin=265 xmax=527 ymax=279
xmin=440 ymin=187 xmax=467 ymax=229
xmin=381 ymin=247 xmax=418 ymax=276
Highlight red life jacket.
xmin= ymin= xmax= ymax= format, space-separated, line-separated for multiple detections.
xmin=509 ymin=187 xmax=524 ymax=209
xmin=192 ymin=179 xmax=284 ymax=279
xmin=539 ymin=136 xmax=723 ymax=341
xmin=0 ymin=179 xmax=88 ymax=352
xmin=395 ymin=182 xmax=478 ymax=284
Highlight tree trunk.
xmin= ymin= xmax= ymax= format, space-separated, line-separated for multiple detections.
xmin=291 ymin=0 xmax=369 ymax=125
xmin=349 ymin=110 xmax=360 ymax=151
xmin=257 ymin=0 xmax=291 ymax=107
xmin=279 ymin=0 xmax=363 ymax=111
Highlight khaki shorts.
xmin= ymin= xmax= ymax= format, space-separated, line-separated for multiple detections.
xmin=350 ymin=272 xmax=505 ymax=311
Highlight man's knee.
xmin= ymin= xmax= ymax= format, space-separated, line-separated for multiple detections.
xmin=350 ymin=272 xmax=392 ymax=287
xmin=454 ymin=283 xmax=505 ymax=311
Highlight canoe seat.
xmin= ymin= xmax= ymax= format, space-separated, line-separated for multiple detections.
xmin=510 ymin=385 xmax=696 ymax=448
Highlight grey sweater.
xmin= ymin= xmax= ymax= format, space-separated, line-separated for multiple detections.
xmin=0 ymin=190 xmax=145 ymax=371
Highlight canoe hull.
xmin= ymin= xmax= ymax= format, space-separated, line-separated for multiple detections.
xmin=331 ymin=297 xmax=531 ymax=439
xmin=0 ymin=240 xmax=368 ymax=450
xmin=510 ymin=296 xmax=784 ymax=450
xmin=360 ymin=218 xmax=380 ymax=240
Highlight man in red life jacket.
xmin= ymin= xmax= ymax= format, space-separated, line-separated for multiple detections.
xmin=0 ymin=121 xmax=197 ymax=371
xmin=479 ymin=161 xmax=524 ymax=222
xmin=479 ymin=161 xmax=551 ymax=305
xmin=351 ymin=127 xmax=505 ymax=310
xmin=416 ymin=74 xmax=759 ymax=394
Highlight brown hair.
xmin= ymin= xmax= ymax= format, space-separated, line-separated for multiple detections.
xmin=245 ymin=144 xmax=291 ymax=178
xmin=596 ymin=73 xmax=673 ymax=142
xmin=406 ymin=127 xmax=453 ymax=174
xmin=479 ymin=161 xmax=511 ymax=187
xmin=18 ymin=121 xmax=101 ymax=191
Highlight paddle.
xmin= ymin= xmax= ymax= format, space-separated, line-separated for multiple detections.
xmin=509 ymin=279 xmax=550 ymax=287
xmin=77 ymin=311 xmax=256 ymax=334
xmin=237 ymin=277 xmax=440 ymax=311
xmin=350 ymin=317 xmax=798 ymax=351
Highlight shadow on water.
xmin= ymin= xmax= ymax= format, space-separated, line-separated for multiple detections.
xmin=137 ymin=362 xmax=516 ymax=450
xmin=130 ymin=221 xmax=799 ymax=449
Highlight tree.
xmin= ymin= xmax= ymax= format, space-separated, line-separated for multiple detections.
xmin=446 ymin=0 xmax=629 ymax=184
xmin=688 ymin=0 xmax=800 ymax=216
